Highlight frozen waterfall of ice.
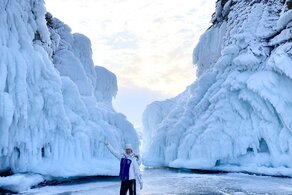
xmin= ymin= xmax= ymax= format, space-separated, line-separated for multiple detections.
xmin=143 ymin=0 xmax=292 ymax=176
xmin=0 ymin=0 xmax=139 ymax=178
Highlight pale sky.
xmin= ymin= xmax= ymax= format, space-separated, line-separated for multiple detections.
xmin=45 ymin=0 xmax=216 ymax=127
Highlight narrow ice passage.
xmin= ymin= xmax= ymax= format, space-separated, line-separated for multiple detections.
xmin=2 ymin=0 xmax=292 ymax=194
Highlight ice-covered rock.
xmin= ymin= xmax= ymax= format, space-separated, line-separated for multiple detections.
xmin=0 ymin=0 xmax=139 ymax=179
xmin=143 ymin=0 xmax=292 ymax=175
xmin=0 ymin=174 xmax=44 ymax=192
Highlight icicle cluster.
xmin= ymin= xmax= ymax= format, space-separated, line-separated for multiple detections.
xmin=143 ymin=0 xmax=292 ymax=175
xmin=0 ymin=0 xmax=139 ymax=177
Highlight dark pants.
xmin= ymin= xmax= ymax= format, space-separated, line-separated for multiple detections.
xmin=120 ymin=179 xmax=136 ymax=195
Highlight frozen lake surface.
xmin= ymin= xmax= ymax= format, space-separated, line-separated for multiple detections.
xmin=22 ymin=168 xmax=292 ymax=195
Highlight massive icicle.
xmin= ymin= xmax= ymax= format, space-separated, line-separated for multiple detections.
xmin=0 ymin=0 xmax=139 ymax=177
xmin=143 ymin=0 xmax=292 ymax=175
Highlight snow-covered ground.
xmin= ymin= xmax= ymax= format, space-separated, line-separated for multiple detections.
xmin=21 ymin=168 xmax=292 ymax=195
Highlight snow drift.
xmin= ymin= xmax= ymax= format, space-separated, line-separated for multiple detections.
xmin=143 ymin=0 xmax=292 ymax=176
xmin=0 ymin=0 xmax=139 ymax=179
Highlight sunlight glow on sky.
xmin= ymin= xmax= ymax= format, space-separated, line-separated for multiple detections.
xmin=45 ymin=0 xmax=216 ymax=126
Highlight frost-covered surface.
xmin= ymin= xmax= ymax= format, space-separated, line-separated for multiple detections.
xmin=0 ymin=0 xmax=139 ymax=180
xmin=143 ymin=0 xmax=292 ymax=175
xmin=22 ymin=169 xmax=292 ymax=195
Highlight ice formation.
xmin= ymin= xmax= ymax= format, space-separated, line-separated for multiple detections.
xmin=0 ymin=0 xmax=139 ymax=178
xmin=143 ymin=0 xmax=292 ymax=175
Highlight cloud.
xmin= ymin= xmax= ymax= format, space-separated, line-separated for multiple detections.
xmin=106 ymin=31 xmax=138 ymax=50
xmin=45 ymin=0 xmax=216 ymax=125
xmin=45 ymin=0 xmax=215 ymax=95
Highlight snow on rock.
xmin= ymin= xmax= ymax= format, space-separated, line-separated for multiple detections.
xmin=94 ymin=66 xmax=118 ymax=103
xmin=0 ymin=0 xmax=139 ymax=180
xmin=143 ymin=0 xmax=292 ymax=176
xmin=277 ymin=10 xmax=292 ymax=31
xmin=193 ymin=21 xmax=227 ymax=75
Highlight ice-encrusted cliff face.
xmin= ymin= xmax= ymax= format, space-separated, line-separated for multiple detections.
xmin=143 ymin=0 xmax=292 ymax=175
xmin=0 ymin=0 xmax=139 ymax=177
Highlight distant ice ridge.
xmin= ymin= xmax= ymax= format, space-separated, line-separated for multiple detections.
xmin=0 ymin=0 xmax=139 ymax=178
xmin=143 ymin=0 xmax=292 ymax=176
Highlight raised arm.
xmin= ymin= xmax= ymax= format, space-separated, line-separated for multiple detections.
xmin=103 ymin=141 xmax=123 ymax=160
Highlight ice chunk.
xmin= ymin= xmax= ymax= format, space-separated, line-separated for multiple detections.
xmin=0 ymin=174 xmax=44 ymax=192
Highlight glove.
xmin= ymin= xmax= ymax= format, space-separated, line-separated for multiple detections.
xmin=140 ymin=182 xmax=143 ymax=190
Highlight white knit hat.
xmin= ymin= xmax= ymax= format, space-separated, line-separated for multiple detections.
xmin=125 ymin=144 xmax=133 ymax=150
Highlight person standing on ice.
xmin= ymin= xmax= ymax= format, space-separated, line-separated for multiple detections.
xmin=102 ymin=141 xmax=143 ymax=195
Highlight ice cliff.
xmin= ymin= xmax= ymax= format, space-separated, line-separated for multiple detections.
xmin=0 ymin=0 xmax=139 ymax=177
xmin=143 ymin=0 xmax=292 ymax=175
